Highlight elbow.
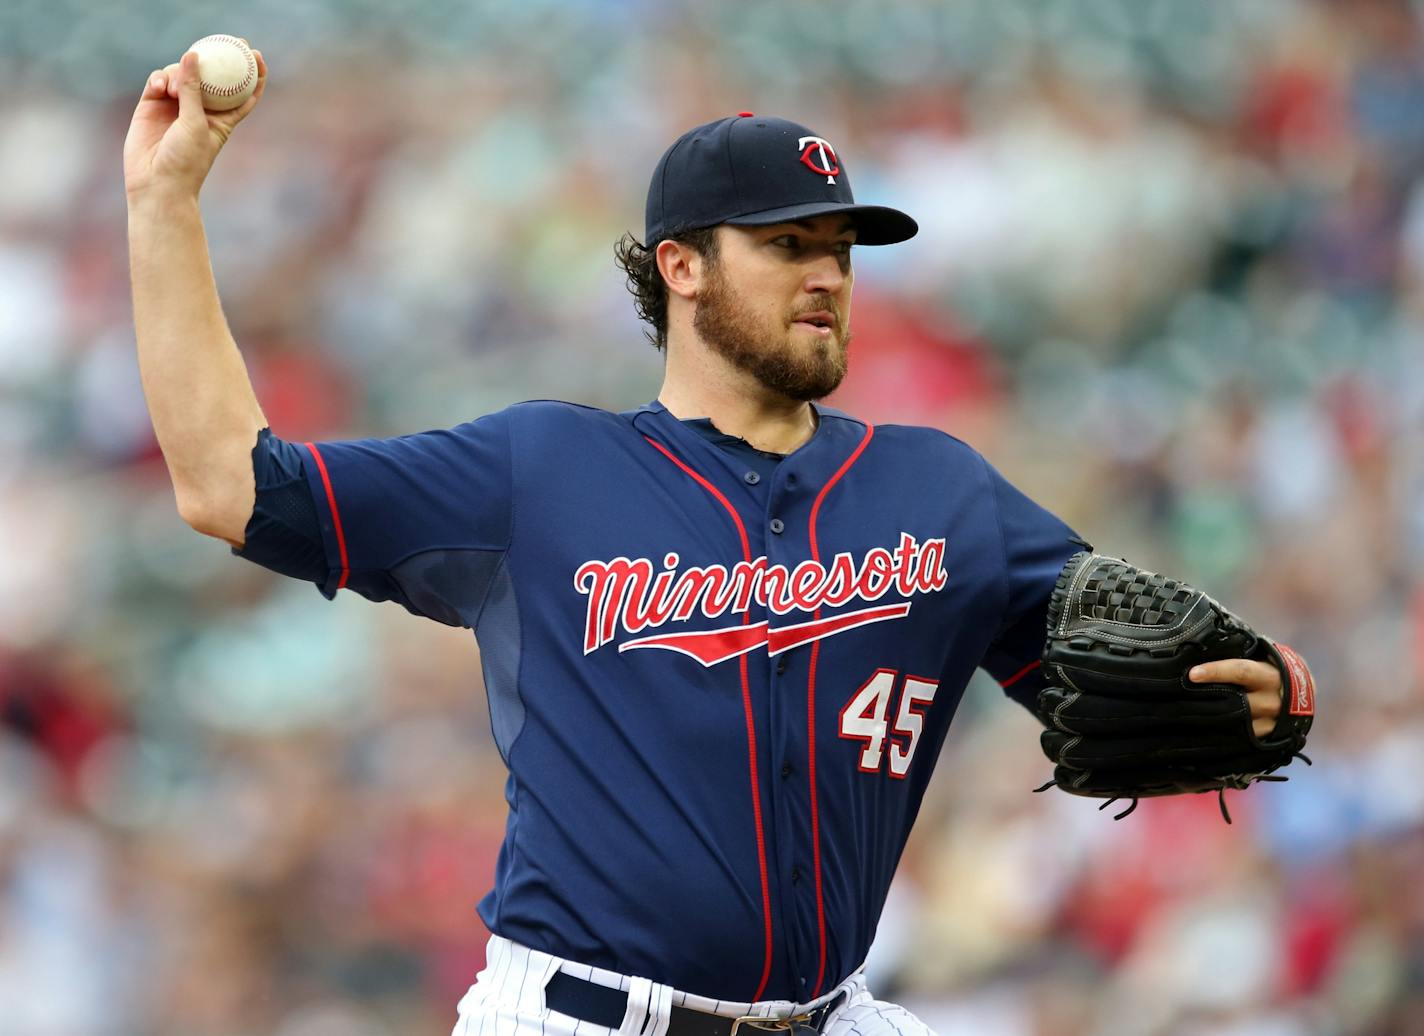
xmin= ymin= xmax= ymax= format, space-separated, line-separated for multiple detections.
xmin=174 ymin=486 xmax=213 ymax=533
xmin=171 ymin=433 xmax=260 ymax=545
xmin=175 ymin=485 xmax=249 ymax=546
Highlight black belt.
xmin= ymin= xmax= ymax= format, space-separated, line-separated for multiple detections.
xmin=544 ymin=971 xmax=846 ymax=1036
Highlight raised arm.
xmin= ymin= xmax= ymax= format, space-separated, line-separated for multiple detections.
xmin=124 ymin=47 xmax=269 ymax=546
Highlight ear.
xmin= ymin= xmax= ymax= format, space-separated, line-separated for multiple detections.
xmin=656 ymin=239 xmax=704 ymax=302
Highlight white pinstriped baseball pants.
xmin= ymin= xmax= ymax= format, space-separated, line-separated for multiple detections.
xmin=450 ymin=935 xmax=935 ymax=1036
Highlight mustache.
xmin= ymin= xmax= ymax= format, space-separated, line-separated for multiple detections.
xmin=788 ymin=298 xmax=843 ymax=327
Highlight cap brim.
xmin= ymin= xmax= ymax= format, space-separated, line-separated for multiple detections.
xmin=724 ymin=201 xmax=918 ymax=245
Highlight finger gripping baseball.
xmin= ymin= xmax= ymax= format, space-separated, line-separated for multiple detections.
xmin=1035 ymin=551 xmax=1314 ymax=820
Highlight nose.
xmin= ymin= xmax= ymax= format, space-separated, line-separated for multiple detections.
xmin=802 ymin=251 xmax=848 ymax=296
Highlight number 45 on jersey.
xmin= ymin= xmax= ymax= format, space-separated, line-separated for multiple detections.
xmin=839 ymin=669 xmax=940 ymax=778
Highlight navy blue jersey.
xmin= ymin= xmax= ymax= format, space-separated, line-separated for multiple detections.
xmin=237 ymin=400 xmax=1078 ymax=1003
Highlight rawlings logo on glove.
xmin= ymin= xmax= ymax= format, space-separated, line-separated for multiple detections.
xmin=1034 ymin=551 xmax=1314 ymax=821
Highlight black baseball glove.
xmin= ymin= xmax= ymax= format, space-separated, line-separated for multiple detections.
xmin=1035 ymin=551 xmax=1315 ymax=821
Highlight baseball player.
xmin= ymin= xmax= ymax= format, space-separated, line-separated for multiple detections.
xmin=124 ymin=52 xmax=1313 ymax=1036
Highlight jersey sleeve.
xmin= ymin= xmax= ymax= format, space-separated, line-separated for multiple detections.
xmin=232 ymin=428 xmax=327 ymax=585
xmin=977 ymin=458 xmax=1082 ymax=713
xmin=238 ymin=412 xmax=514 ymax=628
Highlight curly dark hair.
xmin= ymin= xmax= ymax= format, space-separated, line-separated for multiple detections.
xmin=613 ymin=227 xmax=720 ymax=351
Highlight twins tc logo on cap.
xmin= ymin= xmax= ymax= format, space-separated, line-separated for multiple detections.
xmin=798 ymin=135 xmax=840 ymax=184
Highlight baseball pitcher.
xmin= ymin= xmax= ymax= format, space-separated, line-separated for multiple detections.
xmin=124 ymin=52 xmax=1314 ymax=1036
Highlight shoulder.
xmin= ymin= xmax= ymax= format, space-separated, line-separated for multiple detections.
xmin=820 ymin=408 xmax=990 ymax=474
xmin=424 ymin=400 xmax=621 ymax=433
xmin=869 ymin=421 xmax=982 ymax=459
xmin=498 ymin=399 xmax=631 ymax=433
xmin=496 ymin=400 xmax=648 ymax=453
xmin=503 ymin=399 xmax=614 ymax=420
xmin=358 ymin=401 xmax=625 ymax=458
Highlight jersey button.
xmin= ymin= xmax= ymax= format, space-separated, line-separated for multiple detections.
xmin=770 ymin=518 xmax=785 ymax=534
xmin=776 ymin=657 xmax=788 ymax=675
xmin=781 ymin=762 xmax=792 ymax=778
xmin=744 ymin=471 xmax=760 ymax=485
xmin=791 ymin=866 xmax=802 ymax=884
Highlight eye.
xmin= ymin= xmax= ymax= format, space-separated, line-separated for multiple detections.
xmin=835 ymin=241 xmax=854 ymax=256
xmin=771 ymin=234 xmax=800 ymax=249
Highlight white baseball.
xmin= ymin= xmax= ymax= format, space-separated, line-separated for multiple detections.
xmin=186 ymin=35 xmax=258 ymax=112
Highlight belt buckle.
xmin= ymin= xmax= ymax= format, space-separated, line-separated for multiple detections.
xmin=729 ymin=1008 xmax=825 ymax=1036
xmin=729 ymin=1016 xmax=795 ymax=1036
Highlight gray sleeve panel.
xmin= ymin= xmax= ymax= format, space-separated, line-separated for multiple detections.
xmin=472 ymin=557 xmax=525 ymax=762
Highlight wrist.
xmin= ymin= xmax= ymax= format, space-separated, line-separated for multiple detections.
xmin=1267 ymin=641 xmax=1317 ymax=719
xmin=126 ymin=182 xmax=202 ymax=213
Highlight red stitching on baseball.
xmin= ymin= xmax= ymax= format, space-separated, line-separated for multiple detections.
xmin=194 ymin=35 xmax=257 ymax=96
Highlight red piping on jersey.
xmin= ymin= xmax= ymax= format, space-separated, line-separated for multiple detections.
xmin=999 ymin=659 xmax=1041 ymax=688
xmin=643 ymin=435 xmax=773 ymax=1001
xmin=304 ymin=442 xmax=350 ymax=590
xmin=805 ymin=421 xmax=875 ymax=997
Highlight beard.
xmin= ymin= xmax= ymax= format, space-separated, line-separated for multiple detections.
xmin=692 ymin=260 xmax=850 ymax=402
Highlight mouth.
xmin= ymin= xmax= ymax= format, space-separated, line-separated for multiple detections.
xmin=791 ymin=311 xmax=837 ymax=335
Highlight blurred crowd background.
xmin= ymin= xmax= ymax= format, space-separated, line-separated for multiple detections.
xmin=1 ymin=0 xmax=1421 ymax=1033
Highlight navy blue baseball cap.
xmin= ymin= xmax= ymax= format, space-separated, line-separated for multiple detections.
xmin=644 ymin=113 xmax=918 ymax=246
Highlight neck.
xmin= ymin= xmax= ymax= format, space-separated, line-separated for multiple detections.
xmin=658 ymin=337 xmax=818 ymax=455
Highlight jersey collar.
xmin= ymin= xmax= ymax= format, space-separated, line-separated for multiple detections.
xmin=625 ymin=399 xmax=854 ymax=455
xmin=626 ymin=400 xmax=869 ymax=490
